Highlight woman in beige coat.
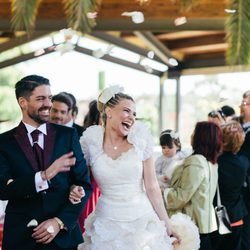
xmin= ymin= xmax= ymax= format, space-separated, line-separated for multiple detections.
xmin=164 ymin=121 xmax=223 ymax=250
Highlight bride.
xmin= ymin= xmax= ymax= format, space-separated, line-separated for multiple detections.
xmin=69 ymin=85 xmax=179 ymax=249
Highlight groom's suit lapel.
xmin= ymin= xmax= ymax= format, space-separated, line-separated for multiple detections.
xmin=14 ymin=122 xmax=39 ymax=172
xmin=14 ymin=122 xmax=57 ymax=172
xmin=44 ymin=123 xmax=56 ymax=170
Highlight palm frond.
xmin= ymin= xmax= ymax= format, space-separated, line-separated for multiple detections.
xmin=11 ymin=0 xmax=42 ymax=34
xmin=63 ymin=0 xmax=102 ymax=34
xmin=226 ymin=0 xmax=250 ymax=65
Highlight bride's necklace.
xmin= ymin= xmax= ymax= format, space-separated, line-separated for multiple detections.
xmin=110 ymin=141 xmax=119 ymax=150
xmin=110 ymin=138 xmax=125 ymax=151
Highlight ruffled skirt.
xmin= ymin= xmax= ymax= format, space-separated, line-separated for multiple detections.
xmin=78 ymin=211 xmax=172 ymax=250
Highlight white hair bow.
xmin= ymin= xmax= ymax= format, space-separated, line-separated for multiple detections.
xmin=161 ymin=131 xmax=179 ymax=140
xmin=99 ymin=85 xmax=124 ymax=104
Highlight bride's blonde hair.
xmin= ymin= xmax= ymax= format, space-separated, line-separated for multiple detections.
xmin=97 ymin=92 xmax=134 ymax=126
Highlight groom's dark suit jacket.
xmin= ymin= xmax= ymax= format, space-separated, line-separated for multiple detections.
xmin=0 ymin=122 xmax=92 ymax=250
xmin=72 ymin=123 xmax=84 ymax=139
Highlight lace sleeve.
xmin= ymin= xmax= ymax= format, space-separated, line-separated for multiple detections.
xmin=80 ymin=125 xmax=104 ymax=166
xmin=127 ymin=121 xmax=154 ymax=161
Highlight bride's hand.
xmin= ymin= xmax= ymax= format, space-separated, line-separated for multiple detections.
xmin=166 ymin=223 xmax=181 ymax=245
xmin=69 ymin=185 xmax=85 ymax=204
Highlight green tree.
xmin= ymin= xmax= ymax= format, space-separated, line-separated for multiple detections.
xmin=0 ymin=67 xmax=23 ymax=132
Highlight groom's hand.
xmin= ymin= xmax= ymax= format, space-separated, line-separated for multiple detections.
xmin=32 ymin=218 xmax=60 ymax=244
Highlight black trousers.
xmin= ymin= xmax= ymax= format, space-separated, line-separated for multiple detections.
xmin=199 ymin=233 xmax=213 ymax=250
xmin=211 ymin=226 xmax=242 ymax=250
xmin=242 ymin=214 xmax=250 ymax=250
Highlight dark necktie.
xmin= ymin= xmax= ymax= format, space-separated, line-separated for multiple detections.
xmin=31 ymin=130 xmax=44 ymax=171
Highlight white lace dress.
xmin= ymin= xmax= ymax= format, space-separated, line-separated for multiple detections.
xmin=78 ymin=121 xmax=173 ymax=250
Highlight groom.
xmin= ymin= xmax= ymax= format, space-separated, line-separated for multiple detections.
xmin=0 ymin=75 xmax=92 ymax=250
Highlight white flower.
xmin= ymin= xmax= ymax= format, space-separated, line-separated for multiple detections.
xmin=170 ymin=131 xmax=179 ymax=139
xmin=98 ymin=85 xmax=124 ymax=104
xmin=27 ymin=219 xmax=38 ymax=227
xmin=121 ymin=11 xmax=145 ymax=24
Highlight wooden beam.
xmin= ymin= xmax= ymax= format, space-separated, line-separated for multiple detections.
xmin=94 ymin=18 xmax=225 ymax=31
xmin=90 ymin=31 xmax=164 ymax=63
xmin=156 ymin=31 xmax=225 ymax=40
xmin=181 ymin=65 xmax=250 ymax=76
xmin=179 ymin=54 xmax=226 ymax=69
xmin=75 ymin=45 xmax=163 ymax=76
xmin=0 ymin=0 xmax=228 ymax=20
xmin=0 ymin=31 xmax=50 ymax=53
xmin=98 ymin=0 xmax=227 ymax=19
xmin=0 ymin=47 xmax=55 ymax=69
xmin=134 ymin=31 xmax=174 ymax=66
xmin=166 ymin=33 xmax=226 ymax=50
xmin=0 ymin=18 xmax=226 ymax=32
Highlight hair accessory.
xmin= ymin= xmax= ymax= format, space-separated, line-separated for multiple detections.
xmin=220 ymin=121 xmax=242 ymax=133
xmin=160 ymin=131 xmax=179 ymax=140
xmin=230 ymin=127 xmax=238 ymax=132
xmin=99 ymin=85 xmax=124 ymax=104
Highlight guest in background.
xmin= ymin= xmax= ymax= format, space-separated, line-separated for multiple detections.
xmin=155 ymin=129 xmax=190 ymax=190
xmin=83 ymin=100 xmax=101 ymax=129
xmin=50 ymin=92 xmax=73 ymax=125
xmin=164 ymin=121 xmax=223 ymax=250
xmin=212 ymin=120 xmax=249 ymax=250
xmin=62 ymin=92 xmax=84 ymax=138
xmin=78 ymin=100 xmax=101 ymax=233
xmin=208 ymin=109 xmax=225 ymax=125
xmin=238 ymin=90 xmax=250 ymax=250
xmin=221 ymin=105 xmax=236 ymax=121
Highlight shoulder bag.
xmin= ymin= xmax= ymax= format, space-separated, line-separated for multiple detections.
xmin=214 ymin=184 xmax=232 ymax=234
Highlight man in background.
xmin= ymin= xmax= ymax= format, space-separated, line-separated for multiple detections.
xmin=239 ymin=90 xmax=250 ymax=250
xmin=62 ymin=92 xmax=84 ymax=138
xmin=221 ymin=105 xmax=236 ymax=121
xmin=50 ymin=92 xmax=73 ymax=125
xmin=50 ymin=92 xmax=83 ymax=138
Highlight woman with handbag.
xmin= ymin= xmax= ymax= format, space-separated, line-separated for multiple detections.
xmin=163 ymin=121 xmax=223 ymax=250
xmin=212 ymin=120 xmax=249 ymax=250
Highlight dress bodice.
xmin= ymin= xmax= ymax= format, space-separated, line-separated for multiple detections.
xmin=93 ymin=147 xmax=154 ymax=221
xmin=80 ymin=122 xmax=154 ymax=221
xmin=93 ymin=148 xmax=144 ymax=198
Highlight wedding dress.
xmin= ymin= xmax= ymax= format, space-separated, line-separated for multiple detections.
xmin=78 ymin=121 xmax=173 ymax=250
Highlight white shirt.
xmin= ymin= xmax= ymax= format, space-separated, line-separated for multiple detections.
xmin=65 ymin=119 xmax=74 ymax=128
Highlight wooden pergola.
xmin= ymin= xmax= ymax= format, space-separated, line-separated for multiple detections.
xmin=0 ymin=0 xmax=245 ymax=131
xmin=0 ymin=0 xmax=230 ymax=71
